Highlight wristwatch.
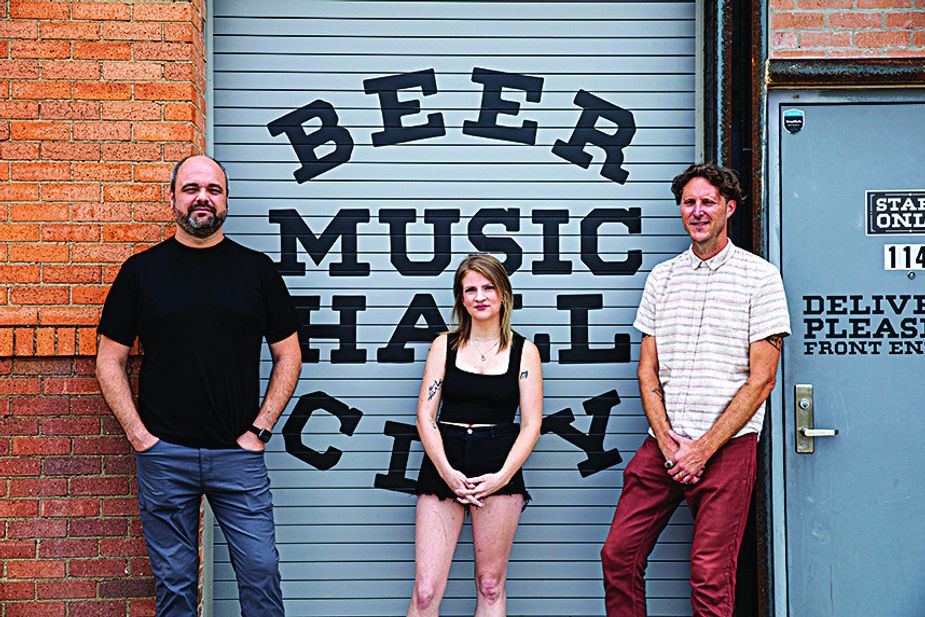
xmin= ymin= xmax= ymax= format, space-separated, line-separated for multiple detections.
xmin=248 ymin=425 xmax=273 ymax=443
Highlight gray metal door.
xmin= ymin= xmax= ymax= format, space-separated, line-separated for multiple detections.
xmin=771 ymin=90 xmax=925 ymax=616
xmin=210 ymin=1 xmax=700 ymax=614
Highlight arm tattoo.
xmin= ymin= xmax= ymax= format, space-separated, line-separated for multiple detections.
xmin=650 ymin=386 xmax=664 ymax=402
xmin=426 ymin=379 xmax=443 ymax=402
xmin=765 ymin=334 xmax=784 ymax=352
xmin=430 ymin=419 xmax=438 ymax=432
xmin=519 ymin=370 xmax=528 ymax=380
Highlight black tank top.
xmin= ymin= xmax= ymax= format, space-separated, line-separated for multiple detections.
xmin=438 ymin=331 xmax=524 ymax=425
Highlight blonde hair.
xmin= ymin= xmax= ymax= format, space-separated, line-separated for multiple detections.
xmin=450 ymin=254 xmax=514 ymax=351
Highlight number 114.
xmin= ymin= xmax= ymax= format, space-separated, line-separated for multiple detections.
xmin=885 ymin=244 xmax=925 ymax=270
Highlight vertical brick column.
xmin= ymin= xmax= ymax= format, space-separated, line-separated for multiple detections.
xmin=1 ymin=1 xmax=206 ymax=615
xmin=771 ymin=0 xmax=925 ymax=58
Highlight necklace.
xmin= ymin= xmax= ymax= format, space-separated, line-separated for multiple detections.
xmin=470 ymin=337 xmax=500 ymax=362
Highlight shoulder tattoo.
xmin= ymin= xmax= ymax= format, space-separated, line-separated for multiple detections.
xmin=426 ymin=379 xmax=443 ymax=402
xmin=765 ymin=334 xmax=784 ymax=352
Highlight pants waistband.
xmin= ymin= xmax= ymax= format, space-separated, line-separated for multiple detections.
xmin=439 ymin=422 xmax=517 ymax=438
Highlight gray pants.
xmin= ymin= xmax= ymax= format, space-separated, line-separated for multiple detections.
xmin=135 ymin=440 xmax=284 ymax=616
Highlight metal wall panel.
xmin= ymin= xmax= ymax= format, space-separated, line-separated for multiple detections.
xmin=211 ymin=2 xmax=697 ymax=615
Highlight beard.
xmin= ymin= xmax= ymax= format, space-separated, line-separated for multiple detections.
xmin=173 ymin=204 xmax=227 ymax=238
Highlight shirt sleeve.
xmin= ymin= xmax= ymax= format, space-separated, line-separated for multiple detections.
xmin=97 ymin=259 xmax=139 ymax=347
xmin=633 ymin=269 xmax=660 ymax=337
xmin=749 ymin=268 xmax=792 ymax=343
xmin=263 ymin=265 xmax=300 ymax=344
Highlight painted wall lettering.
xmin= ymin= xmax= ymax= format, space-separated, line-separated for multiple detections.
xmin=269 ymin=208 xmax=642 ymax=279
xmin=270 ymin=389 xmax=657 ymax=487
xmin=380 ymin=209 xmax=460 ymax=276
xmin=551 ymin=90 xmax=637 ymax=184
xmin=270 ymin=209 xmax=370 ymax=277
xmin=377 ymin=294 xmax=448 ymax=363
xmin=293 ymin=295 xmax=367 ymax=363
xmin=363 ymin=69 xmax=447 ymax=147
xmin=264 ymin=66 xmax=652 ymax=488
xmin=462 ymin=67 xmax=544 ymax=145
xmin=374 ymin=421 xmax=421 ymax=494
xmin=581 ymin=208 xmax=643 ymax=275
xmin=541 ymin=390 xmax=624 ymax=477
xmin=281 ymin=392 xmax=364 ymax=471
xmin=268 ymin=67 xmax=637 ymax=184
xmin=266 ymin=100 xmax=354 ymax=183
xmin=280 ymin=390 xmax=629 ymax=491
xmin=291 ymin=291 xmax=629 ymax=365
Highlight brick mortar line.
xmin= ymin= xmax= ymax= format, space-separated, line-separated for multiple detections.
xmin=775 ymin=27 xmax=923 ymax=30
xmin=777 ymin=32 xmax=920 ymax=47
xmin=773 ymin=7 xmax=925 ymax=10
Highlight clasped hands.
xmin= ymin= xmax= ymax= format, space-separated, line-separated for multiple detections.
xmin=661 ymin=430 xmax=711 ymax=485
xmin=441 ymin=468 xmax=510 ymax=508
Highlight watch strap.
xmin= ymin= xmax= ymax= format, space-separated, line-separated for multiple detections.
xmin=248 ymin=425 xmax=272 ymax=443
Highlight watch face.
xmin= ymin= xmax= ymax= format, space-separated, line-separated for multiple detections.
xmin=251 ymin=426 xmax=272 ymax=443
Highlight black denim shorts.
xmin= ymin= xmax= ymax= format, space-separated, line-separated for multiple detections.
xmin=414 ymin=422 xmax=531 ymax=505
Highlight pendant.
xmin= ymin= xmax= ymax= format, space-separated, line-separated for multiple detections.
xmin=480 ymin=354 xmax=486 ymax=361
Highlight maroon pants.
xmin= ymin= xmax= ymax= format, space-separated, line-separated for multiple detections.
xmin=600 ymin=434 xmax=757 ymax=617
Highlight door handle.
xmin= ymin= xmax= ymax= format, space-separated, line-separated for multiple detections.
xmin=800 ymin=428 xmax=838 ymax=438
xmin=795 ymin=384 xmax=839 ymax=453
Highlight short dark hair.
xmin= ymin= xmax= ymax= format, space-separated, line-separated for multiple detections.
xmin=670 ymin=163 xmax=744 ymax=205
xmin=169 ymin=155 xmax=230 ymax=196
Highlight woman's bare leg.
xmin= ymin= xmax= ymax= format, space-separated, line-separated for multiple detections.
xmin=407 ymin=495 xmax=466 ymax=617
xmin=470 ymin=494 xmax=523 ymax=617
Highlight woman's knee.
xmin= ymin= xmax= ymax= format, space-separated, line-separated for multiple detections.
xmin=475 ymin=572 xmax=505 ymax=604
xmin=412 ymin=582 xmax=441 ymax=612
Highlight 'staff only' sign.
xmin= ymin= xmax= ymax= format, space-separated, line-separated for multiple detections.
xmin=867 ymin=190 xmax=925 ymax=235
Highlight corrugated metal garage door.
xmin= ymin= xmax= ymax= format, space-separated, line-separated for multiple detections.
xmin=211 ymin=1 xmax=698 ymax=615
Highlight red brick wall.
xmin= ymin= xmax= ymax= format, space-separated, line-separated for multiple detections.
xmin=1 ymin=356 xmax=153 ymax=616
xmin=771 ymin=0 xmax=925 ymax=58
xmin=1 ymin=1 xmax=205 ymax=614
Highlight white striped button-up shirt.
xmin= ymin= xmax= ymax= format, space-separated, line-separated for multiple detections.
xmin=634 ymin=241 xmax=791 ymax=439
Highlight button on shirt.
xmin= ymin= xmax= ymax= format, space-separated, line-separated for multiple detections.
xmin=633 ymin=241 xmax=791 ymax=439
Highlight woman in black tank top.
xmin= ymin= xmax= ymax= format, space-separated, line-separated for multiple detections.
xmin=407 ymin=254 xmax=543 ymax=617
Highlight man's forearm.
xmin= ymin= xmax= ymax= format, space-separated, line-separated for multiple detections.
xmin=96 ymin=359 xmax=152 ymax=450
xmin=697 ymin=338 xmax=782 ymax=457
xmin=665 ymin=379 xmax=770 ymax=483
xmin=637 ymin=334 xmax=677 ymax=460
xmin=254 ymin=348 xmax=301 ymax=430
xmin=696 ymin=375 xmax=775 ymax=458
xmin=637 ymin=336 xmax=670 ymax=437
xmin=639 ymin=371 xmax=671 ymax=441
xmin=664 ymin=339 xmax=782 ymax=483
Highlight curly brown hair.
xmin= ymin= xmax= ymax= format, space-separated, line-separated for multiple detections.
xmin=670 ymin=163 xmax=744 ymax=205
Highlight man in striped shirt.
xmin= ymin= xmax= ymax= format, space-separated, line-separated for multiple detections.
xmin=600 ymin=164 xmax=791 ymax=617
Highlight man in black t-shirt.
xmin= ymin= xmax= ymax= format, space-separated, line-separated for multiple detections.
xmin=96 ymin=155 xmax=301 ymax=616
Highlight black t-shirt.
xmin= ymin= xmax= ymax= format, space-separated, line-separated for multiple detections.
xmin=98 ymin=237 xmax=300 ymax=449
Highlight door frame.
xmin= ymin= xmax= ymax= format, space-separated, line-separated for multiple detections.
xmin=764 ymin=87 xmax=791 ymax=617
